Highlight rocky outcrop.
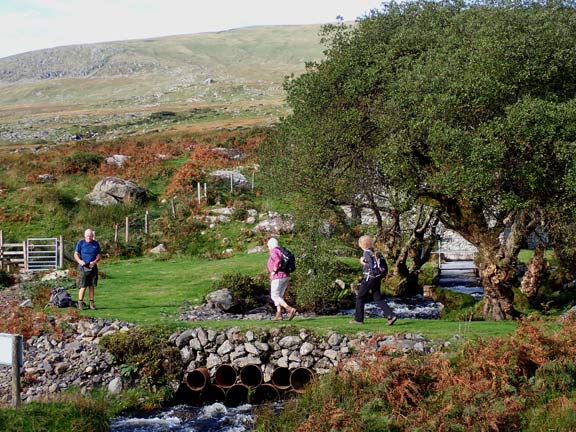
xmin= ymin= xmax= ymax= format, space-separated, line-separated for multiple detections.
xmin=85 ymin=176 xmax=148 ymax=206
xmin=209 ymin=170 xmax=251 ymax=189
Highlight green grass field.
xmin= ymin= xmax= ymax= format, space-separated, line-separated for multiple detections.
xmin=76 ymin=253 xmax=519 ymax=339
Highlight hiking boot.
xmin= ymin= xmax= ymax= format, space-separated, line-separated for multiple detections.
xmin=77 ymin=301 xmax=84 ymax=310
xmin=349 ymin=320 xmax=363 ymax=325
xmin=387 ymin=317 xmax=397 ymax=326
xmin=89 ymin=301 xmax=96 ymax=310
xmin=271 ymin=312 xmax=283 ymax=321
xmin=287 ymin=307 xmax=297 ymax=321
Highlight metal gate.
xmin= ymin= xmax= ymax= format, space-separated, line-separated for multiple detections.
xmin=26 ymin=237 xmax=61 ymax=272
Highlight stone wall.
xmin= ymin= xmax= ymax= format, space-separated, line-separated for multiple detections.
xmin=0 ymin=316 xmax=441 ymax=406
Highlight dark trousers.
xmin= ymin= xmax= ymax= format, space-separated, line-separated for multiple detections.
xmin=354 ymin=277 xmax=396 ymax=322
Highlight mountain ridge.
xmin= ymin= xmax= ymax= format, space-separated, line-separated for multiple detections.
xmin=0 ymin=24 xmax=326 ymax=145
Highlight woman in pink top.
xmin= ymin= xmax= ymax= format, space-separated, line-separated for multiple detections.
xmin=267 ymin=238 xmax=297 ymax=321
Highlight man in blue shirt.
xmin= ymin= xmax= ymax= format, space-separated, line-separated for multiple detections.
xmin=74 ymin=228 xmax=102 ymax=310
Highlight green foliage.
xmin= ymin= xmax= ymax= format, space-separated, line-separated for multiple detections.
xmin=99 ymin=327 xmax=183 ymax=390
xmin=210 ymin=271 xmax=269 ymax=310
xmin=62 ymin=151 xmax=104 ymax=174
xmin=0 ymin=393 xmax=110 ymax=432
xmin=291 ymin=242 xmax=357 ymax=314
xmin=261 ymin=0 xmax=576 ymax=319
xmin=430 ymin=288 xmax=480 ymax=320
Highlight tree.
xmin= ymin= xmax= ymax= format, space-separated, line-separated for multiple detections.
xmin=261 ymin=0 xmax=576 ymax=319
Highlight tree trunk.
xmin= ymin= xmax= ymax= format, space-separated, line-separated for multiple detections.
xmin=520 ymin=243 xmax=546 ymax=303
xmin=387 ymin=207 xmax=439 ymax=297
xmin=440 ymin=202 xmax=536 ymax=320
xmin=478 ymin=260 xmax=518 ymax=320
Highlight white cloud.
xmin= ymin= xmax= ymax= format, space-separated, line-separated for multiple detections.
xmin=0 ymin=0 xmax=383 ymax=58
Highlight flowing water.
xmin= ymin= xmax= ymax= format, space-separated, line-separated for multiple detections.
xmin=111 ymin=403 xmax=258 ymax=432
xmin=438 ymin=260 xmax=483 ymax=300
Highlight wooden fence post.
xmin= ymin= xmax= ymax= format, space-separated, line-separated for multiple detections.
xmin=144 ymin=211 xmax=149 ymax=236
xmin=114 ymin=224 xmax=119 ymax=243
xmin=125 ymin=217 xmax=129 ymax=243
xmin=12 ymin=335 xmax=22 ymax=407
xmin=22 ymin=241 xmax=27 ymax=271
xmin=58 ymin=235 xmax=63 ymax=269
xmin=170 ymin=199 xmax=176 ymax=218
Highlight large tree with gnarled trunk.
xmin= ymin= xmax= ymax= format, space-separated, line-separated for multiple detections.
xmin=261 ymin=0 xmax=576 ymax=319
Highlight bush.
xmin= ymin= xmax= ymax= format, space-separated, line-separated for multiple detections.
xmin=210 ymin=271 xmax=269 ymax=311
xmin=100 ymin=327 xmax=182 ymax=391
xmin=291 ymin=247 xmax=356 ymax=314
xmin=62 ymin=152 xmax=104 ymax=174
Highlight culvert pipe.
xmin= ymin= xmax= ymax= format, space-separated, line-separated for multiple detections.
xmin=224 ymin=383 xmax=249 ymax=407
xmin=290 ymin=367 xmax=316 ymax=393
xmin=201 ymin=384 xmax=226 ymax=403
xmin=214 ymin=364 xmax=237 ymax=388
xmin=270 ymin=366 xmax=291 ymax=390
xmin=185 ymin=367 xmax=210 ymax=391
xmin=250 ymin=383 xmax=280 ymax=404
xmin=239 ymin=364 xmax=263 ymax=388
xmin=175 ymin=382 xmax=201 ymax=405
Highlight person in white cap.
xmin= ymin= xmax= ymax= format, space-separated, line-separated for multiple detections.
xmin=266 ymin=237 xmax=297 ymax=321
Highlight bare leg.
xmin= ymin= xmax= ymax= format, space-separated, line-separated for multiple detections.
xmin=78 ymin=287 xmax=86 ymax=310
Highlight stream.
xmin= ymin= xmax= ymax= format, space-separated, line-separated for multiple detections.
xmin=111 ymin=402 xmax=260 ymax=432
xmin=111 ymin=261 xmax=483 ymax=431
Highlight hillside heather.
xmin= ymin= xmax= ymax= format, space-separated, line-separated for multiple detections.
xmin=0 ymin=128 xmax=267 ymax=250
xmin=256 ymin=316 xmax=576 ymax=431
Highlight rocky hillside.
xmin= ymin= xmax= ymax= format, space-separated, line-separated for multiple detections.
xmin=0 ymin=25 xmax=326 ymax=145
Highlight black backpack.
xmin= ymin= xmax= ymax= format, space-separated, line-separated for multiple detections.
xmin=279 ymin=247 xmax=296 ymax=274
xmin=50 ymin=287 xmax=75 ymax=308
xmin=371 ymin=251 xmax=388 ymax=279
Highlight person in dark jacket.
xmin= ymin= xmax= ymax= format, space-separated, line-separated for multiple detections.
xmin=350 ymin=235 xmax=397 ymax=325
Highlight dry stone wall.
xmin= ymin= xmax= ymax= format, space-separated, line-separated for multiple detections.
xmin=0 ymin=316 xmax=443 ymax=406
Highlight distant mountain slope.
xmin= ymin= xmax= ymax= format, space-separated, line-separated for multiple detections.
xmin=0 ymin=25 xmax=323 ymax=86
xmin=0 ymin=25 xmax=326 ymax=145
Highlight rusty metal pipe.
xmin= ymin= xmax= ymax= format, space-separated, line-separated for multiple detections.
xmin=290 ymin=367 xmax=316 ymax=393
xmin=201 ymin=384 xmax=226 ymax=403
xmin=214 ymin=364 xmax=237 ymax=388
xmin=239 ymin=364 xmax=263 ymax=388
xmin=250 ymin=383 xmax=280 ymax=404
xmin=270 ymin=366 xmax=291 ymax=390
xmin=185 ymin=367 xmax=210 ymax=391
xmin=224 ymin=383 xmax=249 ymax=407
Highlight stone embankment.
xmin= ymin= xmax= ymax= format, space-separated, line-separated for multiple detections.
xmin=0 ymin=314 xmax=446 ymax=406
xmin=0 ymin=317 xmax=133 ymax=404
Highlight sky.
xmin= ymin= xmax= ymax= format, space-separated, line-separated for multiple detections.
xmin=0 ymin=0 xmax=384 ymax=59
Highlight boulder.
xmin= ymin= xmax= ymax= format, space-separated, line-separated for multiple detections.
xmin=86 ymin=176 xmax=148 ymax=206
xmin=205 ymin=289 xmax=239 ymax=312
xmin=210 ymin=170 xmax=250 ymax=189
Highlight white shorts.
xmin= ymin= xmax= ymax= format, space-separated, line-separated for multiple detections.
xmin=270 ymin=277 xmax=290 ymax=306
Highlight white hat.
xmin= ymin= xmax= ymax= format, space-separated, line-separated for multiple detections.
xmin=267 ymin=238 xmax=279 ymax=248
